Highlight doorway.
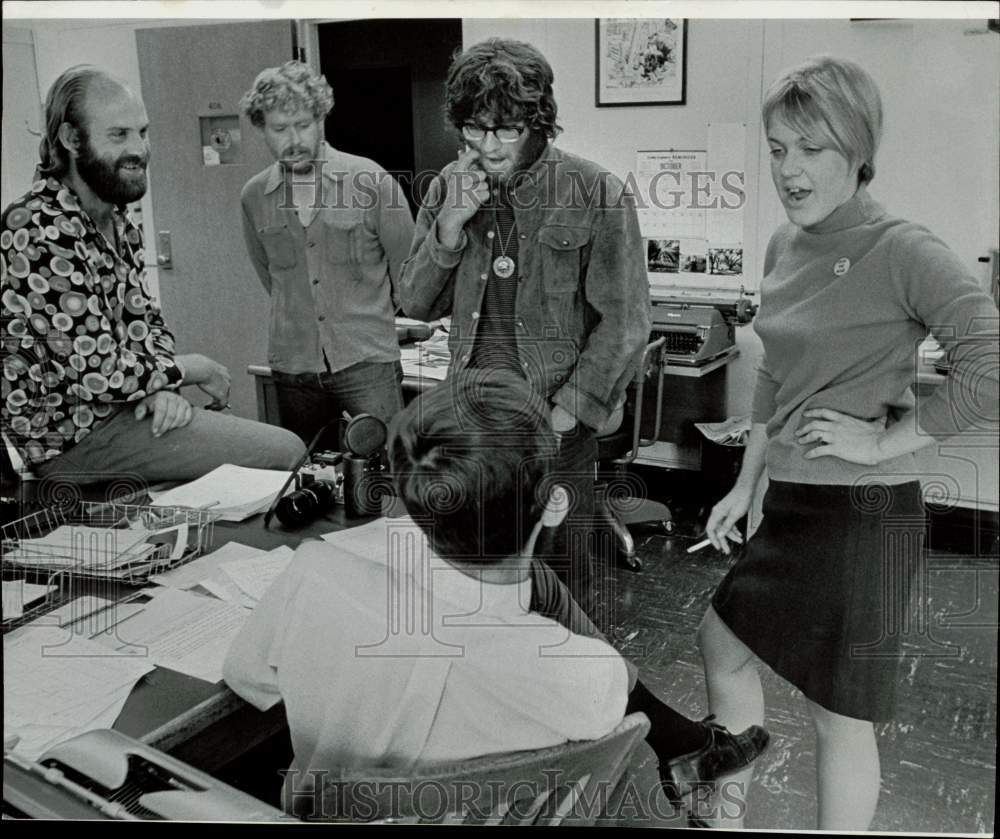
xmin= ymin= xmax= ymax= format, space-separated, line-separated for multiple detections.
xmin=317 ymin=19 xmax=462 ymax=213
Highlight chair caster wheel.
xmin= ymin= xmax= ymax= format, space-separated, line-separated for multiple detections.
xmin=621 ymin=552 xmax=642 ymax=572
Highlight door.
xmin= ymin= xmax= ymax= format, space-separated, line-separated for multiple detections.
xmin=317 ymin=19 xmax=462 ymax=210
xmin=136 ymin=21 xmax=294 ymax=420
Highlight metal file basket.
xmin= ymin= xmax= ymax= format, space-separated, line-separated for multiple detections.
xmin=0 ymin=501 xmax=218 ymax=588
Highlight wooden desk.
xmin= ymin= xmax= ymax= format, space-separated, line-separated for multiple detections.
xmin=110 ymin=504 xmax=380 ymax=772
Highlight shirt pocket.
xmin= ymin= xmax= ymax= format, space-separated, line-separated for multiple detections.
xmin=258 ymin=225 xmax=298 ymax=270
xmin=538 ymin=224 xmax=590 ymax=292
xmin=321 ymin=210 xmax=364 ymax=266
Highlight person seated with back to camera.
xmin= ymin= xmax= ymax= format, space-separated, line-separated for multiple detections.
xmin=223 ymin=370 xmax=769 ymax=820
xmin=1 ymin=65 xmax=305 ymax=487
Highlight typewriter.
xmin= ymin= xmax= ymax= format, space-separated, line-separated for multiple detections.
xmin=650 ymin=286 xmax=757 ymax=366
xmin=4 ymin=730 xmax=288 ymax=821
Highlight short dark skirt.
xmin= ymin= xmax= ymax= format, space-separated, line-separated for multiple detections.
xmin=711 ymin=479 xmax=924 ymax=722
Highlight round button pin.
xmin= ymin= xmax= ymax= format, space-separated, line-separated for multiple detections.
xmin=833 ymin=257 xmax=851 ymax=276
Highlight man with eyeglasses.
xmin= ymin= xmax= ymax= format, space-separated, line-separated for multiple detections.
xmin=400 ymin=39 xmax=651 ymax=620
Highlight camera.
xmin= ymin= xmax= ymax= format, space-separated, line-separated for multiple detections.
xmin=264 ymin=413 xmax=390 ymax=529
xmin=274 ymin=470 xmax=340 ymax=529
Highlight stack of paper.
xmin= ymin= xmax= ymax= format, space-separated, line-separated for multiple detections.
xmin=400 ymin=328 xmax=450 ymax=382
xmin=3 ymin=627 xmax=155 ymax=761
xmin=151 ymin=541 xmax=268 ymax=608
xmin=150 ymin=464 xmax=293 ymax=522
xmin=694 ymin=415 xmax=751 ymax=446
xmin=9 ymin=525 xmax=159 ymax=571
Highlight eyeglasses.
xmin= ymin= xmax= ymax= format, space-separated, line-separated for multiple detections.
xmin=461 ymin=123 xmax=526 ymax=144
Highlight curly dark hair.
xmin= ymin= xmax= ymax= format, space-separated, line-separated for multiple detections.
xmin=445 ymin=39 xmax=561 ymax=139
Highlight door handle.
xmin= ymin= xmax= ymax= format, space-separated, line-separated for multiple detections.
xmin=157 ymin=231 xmax=173 ymax=269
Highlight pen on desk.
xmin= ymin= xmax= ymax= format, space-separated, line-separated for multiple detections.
xmin=687 ymin=531 xmax=743 ymax=554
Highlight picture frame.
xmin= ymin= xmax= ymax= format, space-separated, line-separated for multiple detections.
xmin=595 ymin=18 xmax=687 ymax=107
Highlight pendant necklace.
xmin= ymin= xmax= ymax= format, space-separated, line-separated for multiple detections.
xmin=492 ymin=206 xmax=517 ymax=279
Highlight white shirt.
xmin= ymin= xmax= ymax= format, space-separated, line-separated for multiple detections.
xmin=223 ymin=518 xmax=628 ymax=782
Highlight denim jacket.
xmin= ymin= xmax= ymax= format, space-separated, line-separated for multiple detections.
xmin=399 ymin=144 xmax=651 ymax=430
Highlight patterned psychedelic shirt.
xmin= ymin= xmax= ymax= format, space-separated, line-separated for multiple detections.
xmin=1 ymin=178 xmax=182 ymax=467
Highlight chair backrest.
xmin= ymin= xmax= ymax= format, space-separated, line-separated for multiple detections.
xmin=290 ymin=712 xmax=651 ymax=826
xmin=596 ymin=336 xmax=667 ymax=464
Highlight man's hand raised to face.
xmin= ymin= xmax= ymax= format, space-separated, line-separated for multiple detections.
xmin=437 ymin=147 xmax=491 ymax=249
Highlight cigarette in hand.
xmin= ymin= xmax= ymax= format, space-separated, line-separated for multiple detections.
xmin=687 ymin=531 xmax=744 ymax=554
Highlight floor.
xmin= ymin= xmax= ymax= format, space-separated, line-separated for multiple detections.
xmin=602 ymin=471 xmax=997 ymax=834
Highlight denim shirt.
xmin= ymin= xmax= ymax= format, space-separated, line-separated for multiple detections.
xmin=399 ymin=144 xmax=651 ymax=430
xmin=241 ymin=144 xmax=414 ymax=375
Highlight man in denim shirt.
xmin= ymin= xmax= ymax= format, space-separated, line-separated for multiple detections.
xmin=241 ymin=62 xmax=414 ymax=449
xmin=400 ymin=39 xmax=651 ymax=616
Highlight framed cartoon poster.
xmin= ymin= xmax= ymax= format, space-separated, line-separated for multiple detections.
xmin=596 ymin=18 xmax=687 ymax=107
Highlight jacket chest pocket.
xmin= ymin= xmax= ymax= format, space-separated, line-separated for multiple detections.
xmin=258 ymin=225 xmax=298 ymax=270
xmin=321 ymin=211 xmax=364 ymax=266
xmin=538 ymin=225 xmax=590 ymax=292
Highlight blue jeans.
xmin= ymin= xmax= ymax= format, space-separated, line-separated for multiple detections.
xmin=34 ymin=406 xmax=305 ymax=487
xmin=272 ymin=360 xmax=404 ymax=451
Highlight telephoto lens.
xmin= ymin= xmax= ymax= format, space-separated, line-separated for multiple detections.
xmin=274 ymin=480 xmax=338 ymax=528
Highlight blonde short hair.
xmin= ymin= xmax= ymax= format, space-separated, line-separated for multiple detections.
xmin=239 ymin=60 xmax=333 ymax=128
xmin=763 ymin=55 xmax=883 ymax=184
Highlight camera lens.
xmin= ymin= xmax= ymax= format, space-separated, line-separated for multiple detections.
xmin=275 ymin=480 xmax=337 ymax=528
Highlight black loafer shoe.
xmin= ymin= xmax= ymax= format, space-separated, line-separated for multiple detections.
xmin=661 ymin=715 xmax=770 ymax=799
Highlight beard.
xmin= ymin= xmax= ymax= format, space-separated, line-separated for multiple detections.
xmin=76 ymin=134 xmax=148 ymax=206
xmin=280 ymin=137 xmax=324 ymax=175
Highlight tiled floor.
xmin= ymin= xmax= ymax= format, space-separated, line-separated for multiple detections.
xmin=602 ymin=485 xmax=997 ymax=834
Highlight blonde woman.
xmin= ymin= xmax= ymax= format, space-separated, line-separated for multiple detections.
xmin=698 ymin=56 xmax=999 ymax=829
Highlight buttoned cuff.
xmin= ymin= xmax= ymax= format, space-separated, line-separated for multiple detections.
xmin=427 ymin=219 xmax=467 ymax=269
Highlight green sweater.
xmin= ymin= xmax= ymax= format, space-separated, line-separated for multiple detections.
xmin=752 ymin=187 xmax=999 ymax=486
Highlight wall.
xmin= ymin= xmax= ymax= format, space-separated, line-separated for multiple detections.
xmin=1 ymin=26 xmax=41 ymax=211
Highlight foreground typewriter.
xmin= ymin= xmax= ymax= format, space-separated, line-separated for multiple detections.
xmin=4 ymin=730 xmax=287 ymax=821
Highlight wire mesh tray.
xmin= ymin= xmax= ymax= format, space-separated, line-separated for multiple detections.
xmin=1 ymin=501 xmax=219 ymax=586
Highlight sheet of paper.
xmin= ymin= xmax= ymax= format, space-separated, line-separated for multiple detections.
xmin=4 ymin=627 xmax=155 ymax=761
xmin=196 ymin=576 xmax=257 ymax=609
xmin=219 ymin=545 xmax=294 ymax=603
xmin=321 ymin=515 xmax=426 ymax=558
xmin=8 ymin=687 xmax=137 ymax=762
xmin=100 ymin=587 xmax=249 ymax=683
xmin=149 ymin=541 xmax=266 ymax=590
xmin=2 ymin=581 xmax=53 ymax=620
xmin=150 ymin=464 xmax=293 ymax=521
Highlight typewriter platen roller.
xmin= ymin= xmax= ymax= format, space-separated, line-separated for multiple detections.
xmin=651 ymin=286 xmax=757 ymax=366
xmin=4 ymin=729 xmax=288 ymax=821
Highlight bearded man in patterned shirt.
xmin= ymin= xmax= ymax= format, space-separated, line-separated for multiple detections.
xmin=1 ymin=65 xmax=304 ymax=485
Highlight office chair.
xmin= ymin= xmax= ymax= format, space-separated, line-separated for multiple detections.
xmin=595 ymin=336 xmax=671 ymax=571
xmin=292 ymin=712 xmax=654 ymax=826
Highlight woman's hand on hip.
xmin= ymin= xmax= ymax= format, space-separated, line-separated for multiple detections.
xmin=797 ymin=408 xmax=885 ymax=465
